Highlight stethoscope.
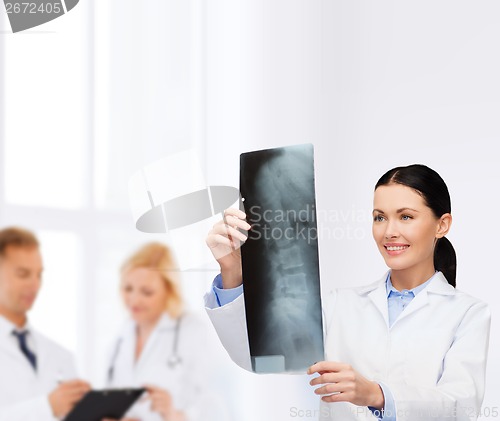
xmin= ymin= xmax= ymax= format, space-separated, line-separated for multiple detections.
xmin=108 ymin=315 xmax=183 ymax=383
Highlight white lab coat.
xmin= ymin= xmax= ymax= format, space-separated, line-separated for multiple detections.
xmin=107 ymin=312 xmax=219 ymax=421
xmin=204 ymin=270 xmax=491 ymax=421
xmin=0 ymin=315 xmax=77 ymax=421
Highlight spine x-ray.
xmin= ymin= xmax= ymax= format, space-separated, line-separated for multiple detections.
xmin=240 ymin=144 xmax=324 ymax=373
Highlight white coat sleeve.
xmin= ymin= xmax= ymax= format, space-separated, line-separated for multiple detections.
xmin=0 ymin=396 xmax=57 ymax=421
xmin=204 ymin=283 xmax=335 ymax=373
xmin=0 ymin=347 xmax=76 ymax=421
xmin=204 ymin=290 xmax=252 ymax=372
xmin=387 ymin=301 xmax=491 ymax=421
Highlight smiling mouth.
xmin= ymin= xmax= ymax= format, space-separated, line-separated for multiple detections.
xmin=384 ymin=245 xmax=410 ymax=251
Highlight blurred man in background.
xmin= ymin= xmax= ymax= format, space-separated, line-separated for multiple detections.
xmin=0 ymin=226 xmax=90 ymax=421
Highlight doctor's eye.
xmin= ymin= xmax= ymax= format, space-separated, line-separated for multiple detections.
xmin=401 ymin=214 xmax=413 ymax=221
xmin=373 ymin=215 xmax=385 ymax=222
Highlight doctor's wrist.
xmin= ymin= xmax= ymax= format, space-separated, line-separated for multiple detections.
xmin=367 ymin=382 xmax=385 ymax=411
xmin=220 ymin=267 xmax=243 ymax=289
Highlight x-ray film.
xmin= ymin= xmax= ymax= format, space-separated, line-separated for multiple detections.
xmin=240 ymin=144 xmax=324 ymax=373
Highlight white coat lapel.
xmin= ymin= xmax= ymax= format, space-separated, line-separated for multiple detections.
xmin=136 ymin=313 xmax=175 ymax=371
xmin=0 ymin=317 xmax=38 ymax=377
xmin=32 ymin=330 xmax=47 ymax=378
xmin=426 ymin=271 xmax=456 ymax=296
xmin=390 ymin=271 xmax=455 ymax=328
xmin=367 ymin=284 xmax=390 ymax=327
xmin=390 ymin=289 xmax=430 ymax=328
xmin=136 ymin=329 xmax=158 ymax=371
xmin=362 ymin=271 xmax=390 ymax=327
xmin=114 ymin=321 xmax=136 ymax=384
xmin=0 ymin=336 xmax=24 ymax=363
xmin=31 ymin=330 xmax=61 ymax=392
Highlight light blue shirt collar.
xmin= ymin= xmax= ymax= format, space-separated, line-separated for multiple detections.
xmin=385 ymin=270 xmax=437 ymax=297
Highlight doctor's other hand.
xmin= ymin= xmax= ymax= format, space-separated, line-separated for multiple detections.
xmin=48 ymin=379 xmax=91 ymax=418
xmin=145 ymin=385 xmax=186 ymax=421
xmin=308 ymin=361 xmax=385 ymax=410
xmin=206 ymin=208 xmax=250 ymax=289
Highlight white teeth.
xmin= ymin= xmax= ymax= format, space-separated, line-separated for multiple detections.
xmin=386 ymin=245 xmax=409 ymax=251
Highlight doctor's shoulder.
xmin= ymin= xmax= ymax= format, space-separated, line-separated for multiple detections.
xmin=420 ymin=271 xmax=491 ymax=324
xmin=443 ymin=287 xmax=491 ymax=327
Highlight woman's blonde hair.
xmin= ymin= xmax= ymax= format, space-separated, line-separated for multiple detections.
xmin=120 ymin=242 xmax=183 ymax=318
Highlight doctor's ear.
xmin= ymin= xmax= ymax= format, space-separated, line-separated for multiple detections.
xmin=436 ymin=213 xmax=452 ymax=239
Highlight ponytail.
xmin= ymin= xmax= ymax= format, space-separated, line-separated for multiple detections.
xmin=434 ymin=237 xmax=456 ymax=288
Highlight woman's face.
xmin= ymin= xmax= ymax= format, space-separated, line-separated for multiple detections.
xmin=372 ymin=183 xmax=448 ymax=275
xmin=121 ymin=267 xmax=167 ymax=326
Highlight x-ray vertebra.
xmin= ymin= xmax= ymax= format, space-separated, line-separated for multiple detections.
xmin=240 ymin=144 xmax=324 ymax=373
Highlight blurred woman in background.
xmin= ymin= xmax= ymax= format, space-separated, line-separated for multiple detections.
xmin=104 ymin=242 xmax=216 ymax=421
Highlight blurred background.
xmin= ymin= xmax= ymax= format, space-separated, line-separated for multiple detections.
xmin=1 ymin=1 xmax=499 ymax=419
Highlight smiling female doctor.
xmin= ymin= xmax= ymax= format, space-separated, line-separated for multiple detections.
xmin=204 ymin=164 xmax=491 ymax=421
xmin=104 ymin=242 xmax=218 ymax=421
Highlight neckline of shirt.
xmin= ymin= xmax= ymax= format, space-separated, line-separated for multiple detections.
xmin=0 ymin=314 xmax=32 ymax=338
xmin=385 ymin=270 xmax=438 ymax=298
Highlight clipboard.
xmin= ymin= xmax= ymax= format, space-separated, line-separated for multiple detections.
xmin=240 ymin=144 xmax=324 ymax=373
xmin=64 ymin=388 xmax=145 ymax=421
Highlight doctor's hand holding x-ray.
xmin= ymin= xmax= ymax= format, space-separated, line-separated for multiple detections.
xmin=104 ymin=242 xmax=220 ymax=421
xmin=204 ymin=165 xmax=491 ymax=421
xmin=205 ymin=209 xmax=380 ymax=407
xmin=0 ymin=227 xmax=91 ymax=421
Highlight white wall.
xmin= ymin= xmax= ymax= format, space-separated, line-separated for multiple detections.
xmin=1 ymin=1 xmax=499 ymax=420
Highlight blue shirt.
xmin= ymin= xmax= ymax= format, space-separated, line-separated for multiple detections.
xmin=212 ymin=271 xmax=437 ymax=421
xmin=386 ymin=272 xmax=434 ymax=327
